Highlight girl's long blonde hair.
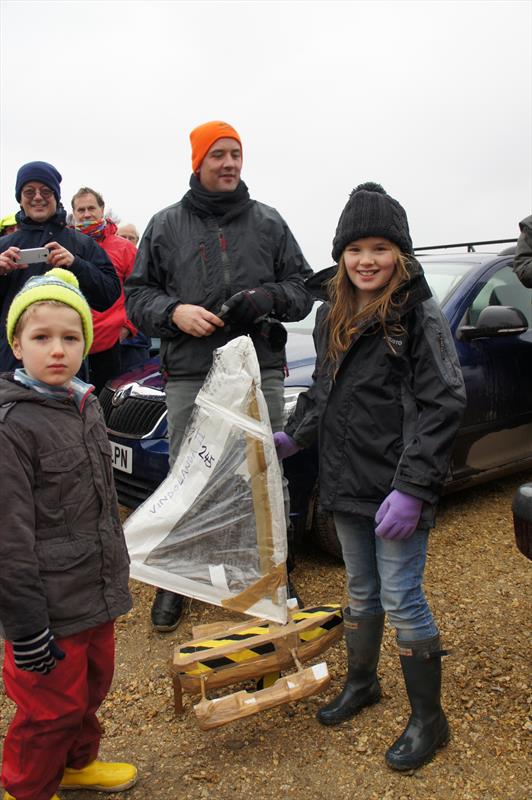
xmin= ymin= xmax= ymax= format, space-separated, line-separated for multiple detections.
xmin=326 ymin=243 xmax=411 ymax=367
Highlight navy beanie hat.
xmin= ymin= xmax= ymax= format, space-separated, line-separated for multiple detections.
xmin=332 ymin=182 xmax=413 ymax=262
xmin=15 ymin=161 xmax=62 ymax=203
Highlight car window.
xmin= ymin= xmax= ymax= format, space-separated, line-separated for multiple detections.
xmin=466 ymin=265 xmax=532 ymax=327
xmin=285 ymin=301 xmax=322 ymax=333
xmin=420 ymin=260 xmax=477 ymax=305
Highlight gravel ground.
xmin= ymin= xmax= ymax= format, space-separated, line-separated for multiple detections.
xmin=1 ymin=471 xmax=531 ymax=800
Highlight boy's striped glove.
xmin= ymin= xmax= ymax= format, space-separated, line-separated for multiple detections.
xmin=12 ymin=627 xmax=65 ymax=674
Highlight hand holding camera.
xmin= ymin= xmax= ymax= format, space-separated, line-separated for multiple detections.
xmin=0 ymin=246 xmax=53 ymax=274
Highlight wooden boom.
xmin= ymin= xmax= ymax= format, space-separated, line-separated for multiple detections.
xmin=194 ymin=658 xmax=331 ymax=731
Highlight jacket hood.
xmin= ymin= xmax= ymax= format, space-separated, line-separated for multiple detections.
xmin=0 ymin=374 xmax=97 ymax=412
xmin=305 ymin=255 xmax=432 ymax=309
xmin=104 ymin=218 xmax=118 ymax=236
xmin=16 ymin=204 xmax=67 ymax=229
xmin=0 ymin=374 xmax=49 ymax=406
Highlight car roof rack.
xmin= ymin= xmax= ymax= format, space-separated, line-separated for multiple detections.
xmin=414 ymin=238 xmax=517 ymax=253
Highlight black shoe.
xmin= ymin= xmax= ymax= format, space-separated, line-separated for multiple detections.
xmin=151 ymin=589 xmax=184 ymax=632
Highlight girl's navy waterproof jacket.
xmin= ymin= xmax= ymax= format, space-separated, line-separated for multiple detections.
xmin=285 ymin=259 xmax=467 ymax=528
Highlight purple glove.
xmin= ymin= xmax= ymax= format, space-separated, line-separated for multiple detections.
xmin=273 ymin=432 xmax=300 ymax=460
xmin=375 ymin=490 xmax=423 ymax=540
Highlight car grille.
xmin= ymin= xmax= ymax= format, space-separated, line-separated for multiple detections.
xmin=100 ymin=386 xmax=167 ymax=438
xmin=114 ymin=472 xmax=160 ymax=509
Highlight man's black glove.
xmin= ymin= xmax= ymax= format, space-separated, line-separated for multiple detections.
xmin=221 ymin=287 xmax=274 ymax=326
xmin=256 ymin=318 xmax=288 ymax=352
xmin=12 ymin=627 xmax=66 ymax=675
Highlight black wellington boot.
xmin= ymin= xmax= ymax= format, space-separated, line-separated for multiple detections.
xmin=385 ymin=635 xmax=450 ymax=771
xmin=316 ymin=610 xmax=384 ymax=726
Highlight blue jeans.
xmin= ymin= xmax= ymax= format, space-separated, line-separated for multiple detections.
xmin=334 ymin=512 xmax=439 ymax=642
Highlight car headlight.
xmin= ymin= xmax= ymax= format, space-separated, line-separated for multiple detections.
xmin=283 ymin=386 xmax=307 ymax=425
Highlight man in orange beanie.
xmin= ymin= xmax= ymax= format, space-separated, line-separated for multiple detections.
xmin=189 ymin=120 xmax=243 ymax=175
xmin=125 ymin=120 xmax=313 ymax=631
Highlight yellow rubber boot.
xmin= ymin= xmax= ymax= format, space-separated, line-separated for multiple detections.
xmin=3 ymin=795 xmax=61 ymax=800
xmin=60 ymin=760 xmax=137 ymax=792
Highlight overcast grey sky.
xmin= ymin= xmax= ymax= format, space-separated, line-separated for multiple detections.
xmin=1 ymin=0 xmax=530 ymax=267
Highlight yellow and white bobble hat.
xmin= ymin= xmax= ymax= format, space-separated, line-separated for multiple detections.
xmin=6 ymin=267 xmax=94 ymax=356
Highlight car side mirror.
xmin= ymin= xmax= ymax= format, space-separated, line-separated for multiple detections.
xmin=459 ymin=305 xmax=529 ymax=340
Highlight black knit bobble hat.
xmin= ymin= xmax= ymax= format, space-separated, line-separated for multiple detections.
xmin=331 ymin=182 xmax=413 ymax=262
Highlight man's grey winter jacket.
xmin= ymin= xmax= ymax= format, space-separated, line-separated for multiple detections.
xmin=125 ymin=200 xmax=313 ymax=378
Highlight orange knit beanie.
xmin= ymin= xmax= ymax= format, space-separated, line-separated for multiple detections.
xmin=189 ymin=121 xmax=242 ymax=173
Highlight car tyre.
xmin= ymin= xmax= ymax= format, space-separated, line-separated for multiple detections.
xmin=512 ymin=482 xmax=532 ymax=560
xmin=311 ymin=496 xmax=343 ymax=561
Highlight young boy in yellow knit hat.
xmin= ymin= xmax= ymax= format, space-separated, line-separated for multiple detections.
xmin=0 ymin=268 xmax=137 ymax=800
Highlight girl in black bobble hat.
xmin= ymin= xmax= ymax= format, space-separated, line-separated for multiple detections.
xmin=274 ymin=182 xmax=467 ymax=771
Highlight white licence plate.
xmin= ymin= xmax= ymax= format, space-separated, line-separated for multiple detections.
xmin=110 ymin=442 xmax=133 ymax=474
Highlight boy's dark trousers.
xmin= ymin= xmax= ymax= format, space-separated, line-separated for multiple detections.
xmin=1 ymin=621 xmax=115 ymax=800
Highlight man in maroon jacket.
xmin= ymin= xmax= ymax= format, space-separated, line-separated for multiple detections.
xmin=72 ymin=187 xmax=138 ymax=394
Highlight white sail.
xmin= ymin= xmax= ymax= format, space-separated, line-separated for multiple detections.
xmin=123 ymin=336 xmax=288 ymax=624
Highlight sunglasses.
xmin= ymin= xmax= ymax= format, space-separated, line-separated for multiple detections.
xmin=21 ymin=187 xmax=54 ymax=200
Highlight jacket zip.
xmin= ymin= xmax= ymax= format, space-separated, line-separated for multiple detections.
xmin=218 ymin=227 xmax=232 ymax=301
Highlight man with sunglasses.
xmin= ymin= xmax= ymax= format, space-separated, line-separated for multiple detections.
xmin=0 ymin=161 xmax=120 ymax=371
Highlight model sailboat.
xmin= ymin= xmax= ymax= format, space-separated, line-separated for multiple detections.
xmin=124 ymin=336 xmax=343 ymax=729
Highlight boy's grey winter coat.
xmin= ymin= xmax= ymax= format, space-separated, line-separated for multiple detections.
xmin=0 ymin=378 xmax=131 ymax=640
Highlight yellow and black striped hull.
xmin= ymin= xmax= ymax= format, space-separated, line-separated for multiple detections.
xmin=173 ymin=605 xmax=343 ymax=694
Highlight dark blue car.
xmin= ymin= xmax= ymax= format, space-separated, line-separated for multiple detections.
xmin=101 ymin=248 xmax=532 ymax=555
